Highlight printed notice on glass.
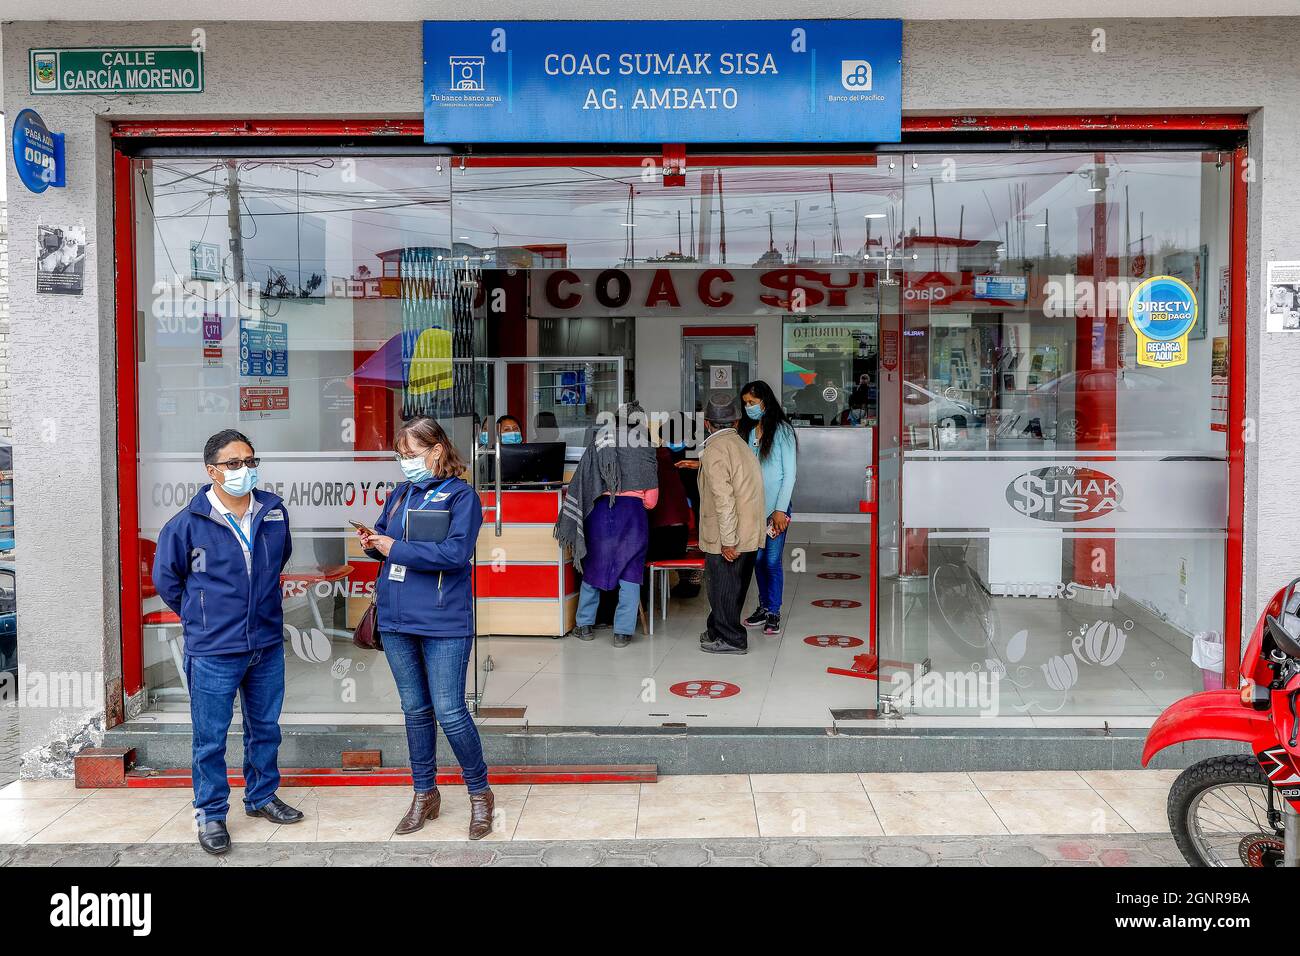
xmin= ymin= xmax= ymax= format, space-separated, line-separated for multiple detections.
xmin=1265 ymin=261 xmax=1300 ymax=332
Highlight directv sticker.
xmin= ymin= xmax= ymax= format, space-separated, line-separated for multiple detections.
xmin=1127 ymin=275 xmax=1197 ymax=369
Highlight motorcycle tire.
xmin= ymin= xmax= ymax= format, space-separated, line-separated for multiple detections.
xmin=1168 ymin=753 xmax=1278 ymax=867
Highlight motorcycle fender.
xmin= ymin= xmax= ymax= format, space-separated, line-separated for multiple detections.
xmin=1141 ymin=689 xmax=1273 ymax=766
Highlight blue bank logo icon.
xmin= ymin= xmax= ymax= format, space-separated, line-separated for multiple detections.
xmin=449 ymin=55 xmax=484 ymax=91
xmin=841 ymin=59 xmax=872 ymax=91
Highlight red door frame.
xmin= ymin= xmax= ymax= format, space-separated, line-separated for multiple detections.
xmin=110 ymin=114 xmax=1250 ymax=703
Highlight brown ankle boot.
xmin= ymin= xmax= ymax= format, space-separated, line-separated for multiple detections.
xmin=394 ymin=788 xmax=441 ymax=835
xmin=468 ymin=789 xmax=494 ymax=841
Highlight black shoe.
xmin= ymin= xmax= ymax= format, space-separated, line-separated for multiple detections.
xmin=613 ymin=633 xmax=632 ymax=648
xmin=198 ymin=819 xmax=231 ymax=855
xmin=246 ymin=796 xmax=305 ymax=825
xmin=700 ymin=638 xmax=747 ymax=655
xmin=743 ymin=607 xmax=768 ymax=628
xmin=572 ymin=625 xmax=594 ymax=641
xmin=699 ymin=631 xmax=710 ymax=644
xmin=763 ymin=614 xmax=782 ymax=636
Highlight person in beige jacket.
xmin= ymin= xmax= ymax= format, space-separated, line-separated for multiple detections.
xmin=696 ymin=393 xmax=766 ymax=654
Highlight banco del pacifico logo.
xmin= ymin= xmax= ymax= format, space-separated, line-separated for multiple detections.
xmin=449 ymin=55 xmax=485 ymax=91
xmin=840 ymin=59 xmax=872 ymax=91
xmin=1005 ymin=465 xmax=1124 ymax=523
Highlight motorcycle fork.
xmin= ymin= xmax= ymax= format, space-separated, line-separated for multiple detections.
xmin=1286 ymin=799 xmax=1300 ymax=867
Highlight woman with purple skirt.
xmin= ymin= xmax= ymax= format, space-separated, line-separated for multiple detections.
xmin=555 ymin=402 xmax=659 ymax=648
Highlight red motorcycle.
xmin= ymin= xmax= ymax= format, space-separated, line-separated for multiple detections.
xmin=1143 ymin=578 xmax=1300 ymax=867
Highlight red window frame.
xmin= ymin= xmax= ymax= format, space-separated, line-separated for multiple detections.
xmin=111 ymin=115 xmax=1251 ymax=705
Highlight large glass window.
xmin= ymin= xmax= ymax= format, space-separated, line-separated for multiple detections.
xmin=126 ymin=146 xmax=1238 ymax=726
xmin=133 ymin=156 xmax=475 ymax=713
xmin=877 ymin=151 xmax=1234 ymax=718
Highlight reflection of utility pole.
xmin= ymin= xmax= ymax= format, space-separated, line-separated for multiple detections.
xmin=225 ymin=160 xmax=245 ymax=284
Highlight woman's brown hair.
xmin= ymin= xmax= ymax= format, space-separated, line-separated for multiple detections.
xmin=393 ymin=416 xmax=466 ymax=479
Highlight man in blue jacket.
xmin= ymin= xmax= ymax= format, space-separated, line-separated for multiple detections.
xmin=153 ymin=429 xmax=304 ymax=854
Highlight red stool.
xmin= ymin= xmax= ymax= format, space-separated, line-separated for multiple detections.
xmin=645 ymin=556 xmax=707 ymax=635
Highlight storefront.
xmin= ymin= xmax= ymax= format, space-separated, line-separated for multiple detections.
xmin=8 ymin=11 xmax=1295 ymax=775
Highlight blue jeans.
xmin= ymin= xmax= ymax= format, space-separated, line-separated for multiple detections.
xmin=576 ymin=579 xmax=640 ymax=635
xmin=383 ymin=633 xmax=489 ymax=794
xmin=754 ymin=515 xmax=790 ymax=615
xmin=186 ymin=646 xmax=285 ymax=823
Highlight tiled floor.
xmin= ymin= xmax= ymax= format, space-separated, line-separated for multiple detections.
xmin=139 ymin=540 xmax=1202 ymax=726
xmin=0 ymin=769 xmax=1179 ymax=845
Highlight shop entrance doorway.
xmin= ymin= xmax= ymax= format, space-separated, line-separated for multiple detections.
xmin=681 ymin=327 xmax=755 ymax=415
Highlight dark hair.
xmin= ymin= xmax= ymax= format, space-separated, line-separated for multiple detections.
xmin=496 ymin=414 xmax=522 ymax=432
xmin=738 ymin=380 xmax=796 ymax=461
xmin=393 ymin=416 xmax=465 ymax=479
xmin=204 ymin=429 xmax=254 ymax=465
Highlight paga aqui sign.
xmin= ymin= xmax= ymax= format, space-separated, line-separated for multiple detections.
xmin=30 ymin=46 xmax=204 ymax=94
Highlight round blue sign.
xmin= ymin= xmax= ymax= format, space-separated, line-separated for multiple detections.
xmin=1127 ymin=275 xmax=1197 ymax=342
xmin=12 ymin=108 xmax=62 ymax=194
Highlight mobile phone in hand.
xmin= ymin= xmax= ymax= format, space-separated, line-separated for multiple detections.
xmin=348 ymin=520 xmax=374 ymax=536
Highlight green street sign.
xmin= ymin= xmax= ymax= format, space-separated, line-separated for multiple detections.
xmin=29 ymin=46 xmax=204 ymax=94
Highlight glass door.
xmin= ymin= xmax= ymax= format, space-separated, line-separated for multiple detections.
xmin=878 ymin=150 xmax=1234 ymax=719
xmin=681 ymin=331 xmax=755 ymax=414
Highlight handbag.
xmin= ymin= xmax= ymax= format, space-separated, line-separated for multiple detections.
xmin=351 ymin=485 xmax=412 ymax=652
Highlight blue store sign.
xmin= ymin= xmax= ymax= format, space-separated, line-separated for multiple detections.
xmin=423 ymin=20 xmax=902 ymax=143
xmin=11 ymin=108 xmax=66 ymax=193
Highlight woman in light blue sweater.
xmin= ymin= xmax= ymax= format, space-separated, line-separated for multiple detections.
xmin=738 ymin=380 xmax=798 ymax=635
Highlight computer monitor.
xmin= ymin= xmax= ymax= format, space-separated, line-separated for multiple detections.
xmin=480 ymin=441 xmax=566 ymax=485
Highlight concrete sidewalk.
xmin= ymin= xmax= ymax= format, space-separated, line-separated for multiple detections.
xmin=0 ymin=769 xmax=1178 ymax=847
xmin=0 ymin=833 xmax=1184 ymax=867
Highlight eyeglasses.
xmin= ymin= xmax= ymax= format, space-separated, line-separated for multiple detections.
xmin=213 ymin=457 xmax=260 ymax=470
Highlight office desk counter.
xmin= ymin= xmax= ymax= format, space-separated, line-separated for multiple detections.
xmin=476 ymin=488 xmax=577 ymax=638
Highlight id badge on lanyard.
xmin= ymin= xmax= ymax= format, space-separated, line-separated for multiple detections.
xmin=223 ymin=512 xmax=253 ymax=551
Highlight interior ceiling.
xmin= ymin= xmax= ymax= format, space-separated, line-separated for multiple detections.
xmin=1 ymin=0 xmax=1296 ymax=20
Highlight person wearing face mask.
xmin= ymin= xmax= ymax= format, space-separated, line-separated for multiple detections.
xmin=356 ymin=416 xmax=493 ymax=840
xmin=738 ymin=380 xmax=798 ymax=637
xmin=152 ymin=430 xmax=302 ymax=856
xmin=477 ymin=414 xmax=525 ymax=449
xmin=497 ymin=414 xmax=524 ymax=444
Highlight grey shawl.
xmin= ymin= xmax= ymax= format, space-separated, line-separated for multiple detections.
xmin=554 ymin=404 xmax=658 ymax=572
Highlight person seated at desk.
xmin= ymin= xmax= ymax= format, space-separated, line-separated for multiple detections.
xmin=478 ymin=414 xmax=524 ymax=447
xmin=555 ymin=402 xmax=658 ymax=648
xmin=836 ymin=386 xmax=872 ymax=427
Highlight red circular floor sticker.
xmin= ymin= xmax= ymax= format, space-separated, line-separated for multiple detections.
xmin=812 ymin=599 xmax=862 ymax=609
xmin=804 ymin=635 xmax=865 ymax=648
xmin=817 ymin=572 xmax=861 ymax=580
xmin=822 ymin=551 xmax=861 ymax=558
xmin=669 ymin=680 xmax=741 ymax=699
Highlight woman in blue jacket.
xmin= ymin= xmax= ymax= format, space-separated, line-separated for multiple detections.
xmin=357 ymin=416 xmax=492 ymax=839
xmin=738 ymin=380 xmax=798 ymax=636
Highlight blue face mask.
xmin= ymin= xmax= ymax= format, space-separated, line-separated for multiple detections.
xmin=399 ymin=455 xmax=433 ymax=483
xmin=219 ymin=466 xmax=257 ymax=497
xmin=501 ymin=431 xmax=523 ymax=445
xmin=478 ymin=431 xmax=490 ymax=446
xmin=666 ymin=442 xmax=686 ymax=452
xmin=744 ymin=403 xmax=764 ymax=421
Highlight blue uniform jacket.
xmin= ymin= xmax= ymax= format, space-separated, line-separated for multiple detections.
xmin=368 ymin=475 xmax=483 ymax=639
xmin=152 ymin=486 xmax=293 ymax=657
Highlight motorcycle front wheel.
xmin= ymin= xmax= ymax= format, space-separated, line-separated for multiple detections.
xmin=1168 ymin=754 xmax=1284 ymax=867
